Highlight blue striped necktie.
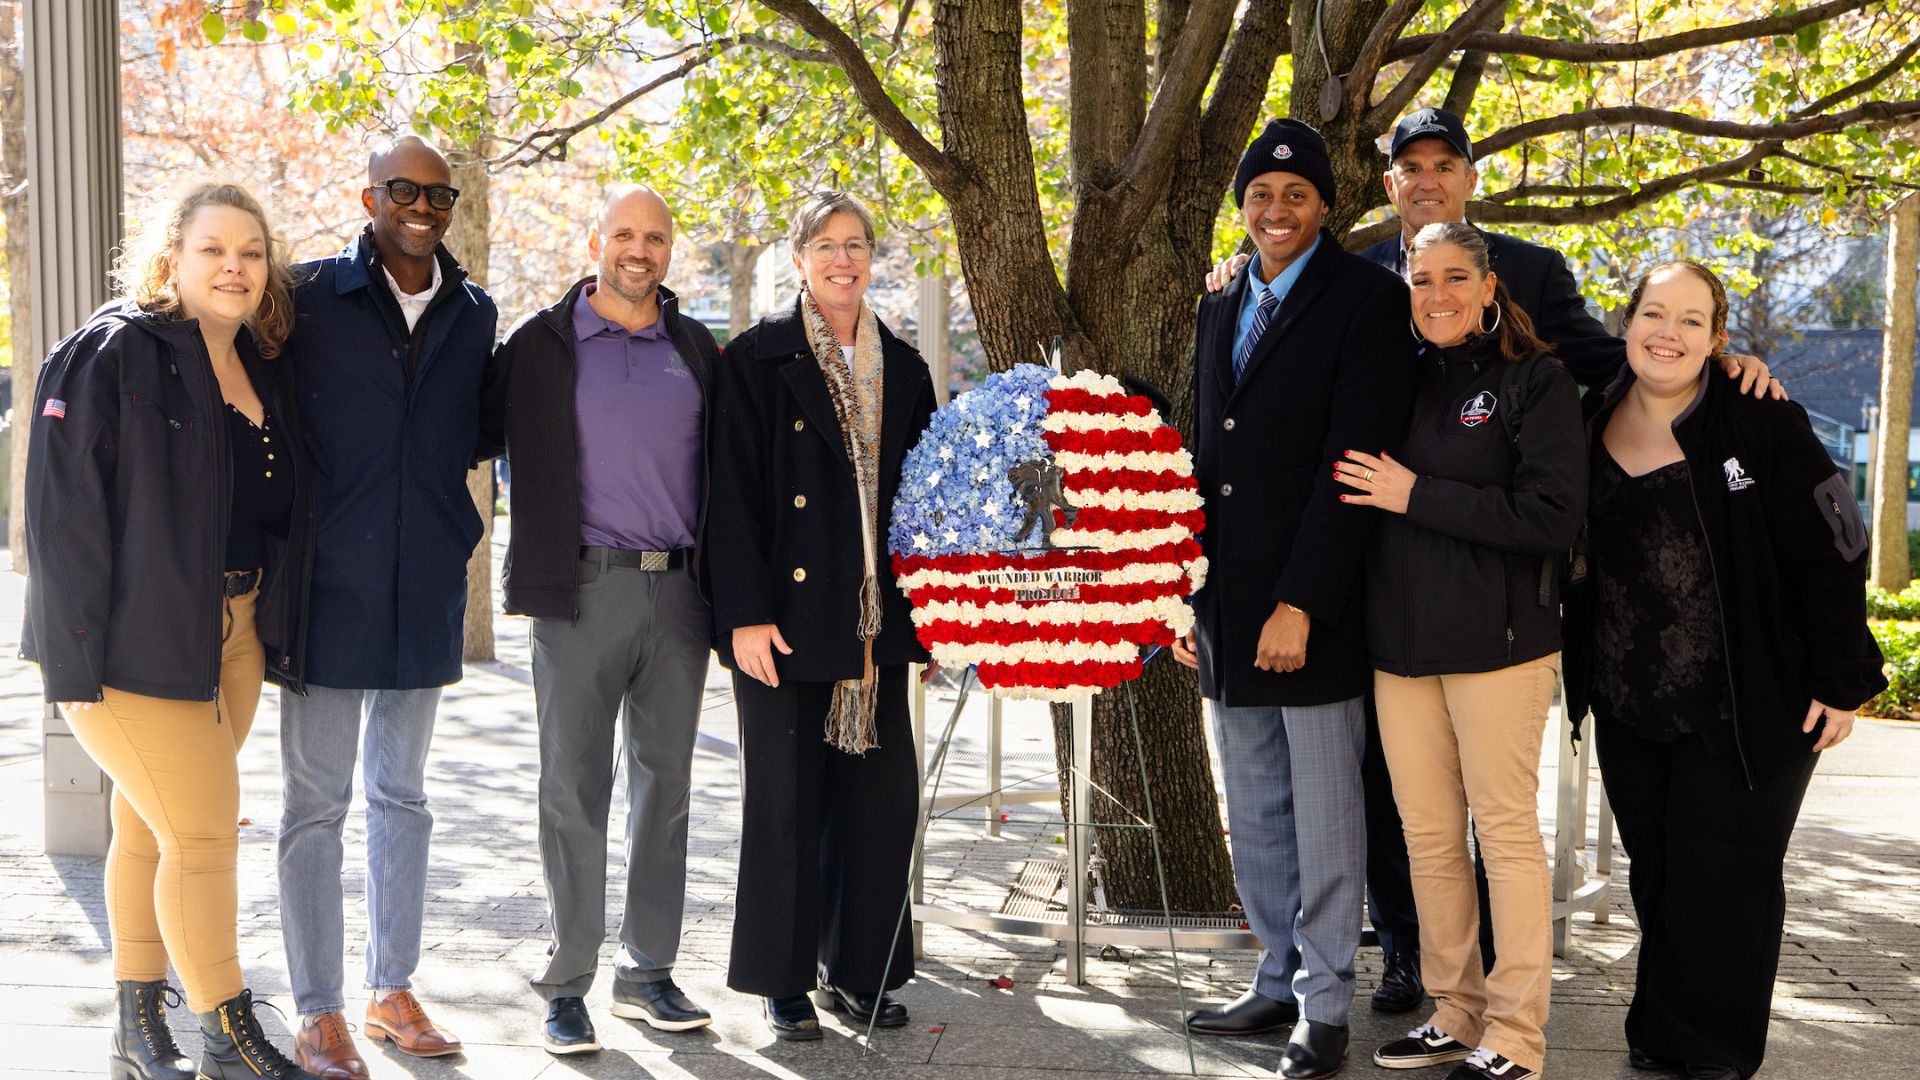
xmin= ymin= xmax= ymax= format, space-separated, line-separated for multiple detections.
xmin=1234 ymin=286 xmax=1280 ymax=382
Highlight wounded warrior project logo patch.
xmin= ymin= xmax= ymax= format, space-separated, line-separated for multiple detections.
xmin=1459 ymin=391 xmax=1496 ymax=428
xmin=1272 ymin=143 xmax=1293 ymax=160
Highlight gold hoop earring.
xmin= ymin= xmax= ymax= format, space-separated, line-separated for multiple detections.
xmin=256 ymin=288 xmax=278 ymax=326
xmin=1479 ymin=303 xmax=1502 ymax=335
xmin=1409 ymin=318 xmax=1426 ymax=344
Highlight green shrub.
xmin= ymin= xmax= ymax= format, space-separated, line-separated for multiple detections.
xmin=1866 ymin=581 xmax=1920 ymax=620
xmin=1865 ymin=619 xmax=1920 ymax=718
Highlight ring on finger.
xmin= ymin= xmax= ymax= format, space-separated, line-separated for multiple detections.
xmin=1364 ymin=467 xmax=1375 ymax=481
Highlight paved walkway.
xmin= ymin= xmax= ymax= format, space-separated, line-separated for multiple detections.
xmin=1 ymin=536 xmax=1916 ymax=1078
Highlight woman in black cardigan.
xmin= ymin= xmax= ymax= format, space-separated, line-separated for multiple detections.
xmin=1564 ymin=261 xmax=1885 ymax=1080
xmin=705 ymin=191 xmax=937 ymax=1040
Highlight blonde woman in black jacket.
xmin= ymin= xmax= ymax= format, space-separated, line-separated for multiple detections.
xmin=1334 ymin=222 xmax=1585 ymax=1080
xmin=23 ymin=182 xmax=319 ymax=1080
xmin=1564 ymin=261 xmax=1884 ymax=1080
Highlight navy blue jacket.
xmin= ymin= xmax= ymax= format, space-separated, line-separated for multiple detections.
xmin=1361 ymin=226 xmax=1624 ymax=390
xmin=287 ymin=230 xmax=498 ymax=689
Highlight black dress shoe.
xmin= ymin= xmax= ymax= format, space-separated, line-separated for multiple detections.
xmin=1630 ymin=1046 xmax=1680 ymax=1071
xmin=542 ymin=997 xmax=600 ymax=1056
xmin=1682 ymin=1064 xmax=1739 ymax=1080
xmin=1184 ymin=987 xmax=1299 ymax=1036
xmin=1280 ymin=1019 xmax=1349 ymax=1080
xmin=1371 ymin=950 xmax=1425 ymax=1013
xmin=811 ymin=983 xmax=908 ymax=1027
xmin=763 ymin=995 xmax=822 ymax=1041
xmin=611 ymin=978 xmax=713 ymax=1032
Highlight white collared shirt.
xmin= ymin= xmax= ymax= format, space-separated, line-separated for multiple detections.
xmin=381 ymin=257 xmax=443 ymax=333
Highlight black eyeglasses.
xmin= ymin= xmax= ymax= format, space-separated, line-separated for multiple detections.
xmin=373 ymin=179 xmax=460 ymax=211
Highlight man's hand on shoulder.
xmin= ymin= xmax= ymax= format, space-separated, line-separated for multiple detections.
xmin=1722 ymin=352 xmax=1787 ymax=401
xmin=1204 ymin=253 xmax=1251 ymax=294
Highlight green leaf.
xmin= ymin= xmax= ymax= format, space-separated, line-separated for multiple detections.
xmin=272 ymin=13 xmax=298 ymax=36
xmin=201 ymin=10 xmax=227 ymax=45
xmin=242 ymin=20 xmax=269 ymax=43
xmin=508 ymin=28 xmax=535 ymax=54
xmin=1795 ymin=24 xmax=1820 ymax=55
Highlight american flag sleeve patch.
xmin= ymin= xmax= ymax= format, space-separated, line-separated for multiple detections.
xmin=41 ymin=398 xmax=66 ymax=419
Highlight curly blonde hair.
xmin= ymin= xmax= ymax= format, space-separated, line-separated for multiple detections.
xmin=114 ymin=181 xmax=296 ymax=357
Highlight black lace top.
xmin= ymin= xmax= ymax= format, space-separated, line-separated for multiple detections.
xmin=1587 ymin=448 xmax=1733 ymax=745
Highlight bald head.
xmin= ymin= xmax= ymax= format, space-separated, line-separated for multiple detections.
xmin=590 ymin=185 xmax=674 ymax=314
xmin=368 ymin=134 xmax=449 ymax=186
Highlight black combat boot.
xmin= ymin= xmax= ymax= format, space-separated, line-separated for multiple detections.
xmin=110 ymin=980 xmax=192 ymax=1080
xmin=195 ymin=989 xmax=323 ymax=1080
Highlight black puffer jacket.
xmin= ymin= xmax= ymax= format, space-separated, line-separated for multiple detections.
xmin=1366 ymin=334 xmax=1586 ymax=676
xmin=1565 ymin=367 xmax=1886 ymax=786
xmin=21 ymin=302 xmax=314 ymax=702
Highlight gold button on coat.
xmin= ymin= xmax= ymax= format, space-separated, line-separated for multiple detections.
xmin=793 ymin=419 xmax=805 ymax=432
xmin=792 ymin=567 xmax=807 ymax=582
xmin=793 ymin=494 xmax=807 ymax=509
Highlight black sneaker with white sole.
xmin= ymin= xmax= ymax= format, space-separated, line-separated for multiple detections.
xmin=1374 ymin=1023 xmax=1473 ymax=1069
xmin=610 ymin=978 xmax=713 ymax=1032
xmin=542 ymin=996 xmax=601 ymax=1055
xmin=1447 ymin=1047 xmax=1537 ymax=1080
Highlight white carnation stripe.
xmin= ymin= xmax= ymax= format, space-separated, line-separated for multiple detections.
xmin=1064 ymin=488 xmax=1204 ymax=512
xmin=1047 ymin=525 xmax=1197 ymax=550
xmin=911 ymin=596 xmax=1192 ymax=627
xmin=1041 ymin=411 xmax=1162 ymax=433
xmin=1049 ymin=371 xmax=1127 ymax=396
xmin=932 ymin=640 xmax=1144 ymax=665
xmin=1051 ymin=449 xmax=1193 ymax=473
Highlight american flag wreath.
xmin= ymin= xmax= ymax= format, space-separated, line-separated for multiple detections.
xmin=888 ymin=363 xmax=1209 ymax=699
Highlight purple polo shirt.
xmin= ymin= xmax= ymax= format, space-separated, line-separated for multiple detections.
xmin=572 ymin=283 xmax=702 ymax=551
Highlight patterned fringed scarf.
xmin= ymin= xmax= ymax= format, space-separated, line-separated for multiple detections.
xmin=801 ymin=290 xmax=886 ymax=754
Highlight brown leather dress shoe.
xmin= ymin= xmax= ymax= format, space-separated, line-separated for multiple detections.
xmin=364 ymin=990 xmax=463 ymax=1057
xmin=294 ymin=1011 xmax=370 ymax=1080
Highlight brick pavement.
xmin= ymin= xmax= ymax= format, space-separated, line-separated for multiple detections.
xmin=1 ymin=539 xmax=1915 ymax=1078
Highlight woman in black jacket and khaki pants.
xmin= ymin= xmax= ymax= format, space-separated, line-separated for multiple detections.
xmin=1564 ymin=261 xmax=1884 ymax=1080
xmin=1335 ymin=223 xmax=1585 ymax=1080
xmin=23 ymin=183 xmax=318 ymax=1080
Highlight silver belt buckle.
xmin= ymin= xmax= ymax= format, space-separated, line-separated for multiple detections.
xmin=640 ymin=550 xmax=670 ymax=572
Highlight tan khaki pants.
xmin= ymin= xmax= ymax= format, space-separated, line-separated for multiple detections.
xmin=1374 ymin=653 xmax=1557 ymax=1071
xmin=64 ymin=587 xmax=265 ymax=1012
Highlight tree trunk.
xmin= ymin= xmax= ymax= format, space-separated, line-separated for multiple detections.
xmin=2 ymin=0 xmax=31 ymax=572
xmin=1872 ymin=193 xmax=1919 ymax=590
xmin=722 ymin=240 xmax=764 ymax=337
xmin=443 ymin=135 xmax=495 ymax=661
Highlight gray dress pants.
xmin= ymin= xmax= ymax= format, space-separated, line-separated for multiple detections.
xmin=528 ymin=555 xmax=711 ymax=1000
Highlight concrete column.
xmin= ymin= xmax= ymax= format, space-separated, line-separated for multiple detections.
xmin=917 ymin=270 xmax=950 ymax=404
xmin=26 ymin=0 xmax=122 ymax=857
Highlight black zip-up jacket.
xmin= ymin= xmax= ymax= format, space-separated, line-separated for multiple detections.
xmin=480 ymin=279 xmax=720 ymax=618
xmin=1564 ymin=367 xmax=1886 ymax=786
xmin=1367 ymin=334 xmax=1586 ymax=676
xmin=21 ymin=302 xmax=315 ymax=702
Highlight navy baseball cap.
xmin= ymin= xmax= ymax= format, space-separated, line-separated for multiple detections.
xmin=1389 ymin=107 xmax=1475 ymax=163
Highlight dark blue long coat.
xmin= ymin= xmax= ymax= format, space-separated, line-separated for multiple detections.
xmin=286 ymin=230 xmax=498 ymax=690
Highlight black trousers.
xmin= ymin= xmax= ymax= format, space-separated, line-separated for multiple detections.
xmin=1596 ymin=719 xmax=1816 ymax=1079
xmin=728 ymin=665 xmax=919 ymax=999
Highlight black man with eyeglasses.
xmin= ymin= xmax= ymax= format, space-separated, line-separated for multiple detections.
xmin=274 ymin=134 xmax=499 ymax=1080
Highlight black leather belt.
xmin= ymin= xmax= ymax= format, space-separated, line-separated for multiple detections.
xmin=224 ymin=568 xmax=262 ymax=597
xmin=580 ymin=545 xmax=688 ymax=571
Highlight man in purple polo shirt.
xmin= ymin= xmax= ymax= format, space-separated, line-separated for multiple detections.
xmin=483 ymin=185 xmax=722 ymax=1053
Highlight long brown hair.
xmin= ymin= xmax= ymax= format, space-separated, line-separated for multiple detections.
xmin=114 ymin=181 xmax=296 ymax=357
xmin=1405 ymin=222 xmax=1553 ymax=365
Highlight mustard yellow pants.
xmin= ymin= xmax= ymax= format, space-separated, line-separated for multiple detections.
xmin=63 ymin=586 xmax=264 ymax=1013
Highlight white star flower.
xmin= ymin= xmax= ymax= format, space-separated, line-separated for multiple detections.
xmin=984 ymin=500 xmax=1002 ymax=518
xmin=943 ymin=529 xmax=960 ymax=545
xmin=973 ymin=430 xmax=994 ymax=449
xmin=939 ymin=445 xmax=954 ymax=461
xmin=912 ymin=532 xmax=930 ymax=550
xmin=1014 ymin=394 xmax=1032 ymax=410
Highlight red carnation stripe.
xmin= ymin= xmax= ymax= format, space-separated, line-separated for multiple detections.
xmin=1061 ymin=468 xmax=1199 ymax=494
xmin=918 ymin=619 xmax=1167 ymax=647
xmin=1061 ymin=507 xmax=1207 ymax=534
xmin=974 ymin=659 xmax=1145 ymax=689
xmin=892 ymin=539 xmax=1202 ymax=578
xmin=1044 ymin=387 xmax=1154 ymax=417
xmin=1043 ymin=426 xmax=1184 ymax=455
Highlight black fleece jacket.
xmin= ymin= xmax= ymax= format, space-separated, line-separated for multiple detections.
xmin=1366 ymin=334 xmax=1587 ymax=676
xmin=1564 ymin=367 xmax=1886 ymax=786
xmin=21 ymin=302 xmax=314 ymax=701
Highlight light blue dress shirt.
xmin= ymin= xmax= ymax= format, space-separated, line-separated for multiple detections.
xmin=1233 ymin=233 xmax=1323 ymax=362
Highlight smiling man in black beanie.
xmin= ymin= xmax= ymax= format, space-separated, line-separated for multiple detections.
xmin=1173 ymin=117 xmax=1420 ymax=1080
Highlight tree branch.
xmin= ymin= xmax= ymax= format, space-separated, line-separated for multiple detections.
xmin=1468 ymin=142 xmax=1784 ymax=226
xmin=1441 ymin=1 xmax=1508 ymax=117
xmin=757 ymin=0 xmax=962 ymax=194
xmin=1111 ymin=0 xmax=1241 ymax=231
xmin=1346 ymin=0 xmax=1425 ymax=117
xmin=1068 ymin=0 xmax=1120 ymax=182
xmin=1476 ymin=99 xmax=1920 ymax=160
xmin=1388 ymin=0 xmax=1876 ymax=64
xmin=1195 ymin=0 xmax=1292 ymax=182
xmin=1792 ymin=33 xmax=1920 ymax=118
xmin=1366 ymin=0 xmax=1508 ymax=130
xmin=492 ymin=45 xmax=723 ymax=166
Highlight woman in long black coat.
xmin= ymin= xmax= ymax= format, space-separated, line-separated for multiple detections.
xmin=705 ymin=191 xmax=937 ymax=1040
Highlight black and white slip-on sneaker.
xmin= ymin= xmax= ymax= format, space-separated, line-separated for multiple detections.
xmin=1374 ymin=1022 xmax=1474 ymax=1069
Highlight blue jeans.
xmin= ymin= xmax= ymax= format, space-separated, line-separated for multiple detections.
xmin=277 ymin=684 xmax=442 ymax=1016
xmin=1210 ymin=696 xmax=1367 ymax=1023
